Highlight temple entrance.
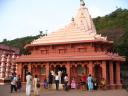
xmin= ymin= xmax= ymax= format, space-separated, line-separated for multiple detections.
xmin=55 ymin=65 xmax=66 ymax=74
xmin=54 ymin=65 xmax=66 ymax=84
xmin=77 ymin=65 xmax=85 ymax=75
xmin=77 ymin=65 xmax=88 ymax=82
xmin=94 ymin=64 xmax=102 ymax=82
xmin=22 ymin=65 xmax=28 ymax=82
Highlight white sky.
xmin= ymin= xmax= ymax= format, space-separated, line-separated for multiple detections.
xmin=0 ymin=0 xmax=128 ymax=42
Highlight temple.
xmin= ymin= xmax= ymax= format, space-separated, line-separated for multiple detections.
xmin=0 ymin=44 xmax=19 ymax=84
xmin=16 ymin=0 xmax=125 ymax=89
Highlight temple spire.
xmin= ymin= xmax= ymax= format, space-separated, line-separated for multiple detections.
xmin=80 ymin=0 xmax=85 ymax=6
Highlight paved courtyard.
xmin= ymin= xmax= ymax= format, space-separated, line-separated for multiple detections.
xmin=0 ymin=85 xmax=128 ymax=96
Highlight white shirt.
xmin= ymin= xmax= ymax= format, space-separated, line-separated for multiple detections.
xmin=11 ymin=76 xmax=17 ymax=85
xmin=55 ymin=75 xmax=59 ymax=80
xmin=64 ymin=76 xmax=69 ymax=82
xmin=26 ymin=75 xmax=32 ymax=85
xmin=51 ymin=71 xmax=55 ymax=76
xmin=58 ymin=71 xmax=62 ymax=77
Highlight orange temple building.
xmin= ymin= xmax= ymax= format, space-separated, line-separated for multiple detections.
xmin=16 ymin=0 xmax=125 ymax=89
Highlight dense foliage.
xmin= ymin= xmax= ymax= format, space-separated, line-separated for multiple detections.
xmin=93 ymin=8 xmax=128 ymax=59
xmin=0 ymin=36 xmax=39 ymax=54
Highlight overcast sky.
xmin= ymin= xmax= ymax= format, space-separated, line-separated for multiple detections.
xmin=0 ymin=0 xmax=128 ymax=42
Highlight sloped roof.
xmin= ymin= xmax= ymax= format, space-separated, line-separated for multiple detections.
xmin=29 ymin=0 xmax=111 ymax=46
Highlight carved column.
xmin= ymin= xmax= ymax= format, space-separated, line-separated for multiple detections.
xmin=71 ymin=64 xmax=77 ymax=79
xmin=0 ymin=52 xmax=6 ymax=78
xmin=5 ymin=55 xmax=11 ymax=78
xmin=11 ymin=53 xmax=16 ymax=74
xmin=66 ymin=62 xmax=71 ymax=83
xmin=22 ymin=65 xmax=26 ymax=82
xmin=101 ymin=61 xmax=107 ymax=80
xmin=15 ymin=63 xmax=18 ymax=75
xmin=109 ymin=61 xmax=114 ymax=89
xmin=88 ymin=61 xmax=93 ymax=76
xmin=17 ymin=63 xmax=22 ymax=76
xmin=116 ymin=62 xmax=122 ymax=88
xmin=28 ymin=63 xmax=32 ymax=73
xmin=15 ymin=56 xmax=18 ymax=75
xmin=46 ymin=62 xmax=50 ymax=77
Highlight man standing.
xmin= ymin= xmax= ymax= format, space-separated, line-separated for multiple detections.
xmin=10 ymin=74 xmax=17 ymax=93
xmin=55 ymin=73 xmax=59 ymax=90
xmin=26 ymin=72 xmax=32 ymax=96
xmin=64 ymin=74 xmax=69 ymax=91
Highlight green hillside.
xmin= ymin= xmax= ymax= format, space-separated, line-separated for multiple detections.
xmin=93 ymin=8 xmax=128 ymax=58
xmin=1 ymin=8 xmax=128 ymax=58
xmin=0 ymin=36 xmax=39 ymax=54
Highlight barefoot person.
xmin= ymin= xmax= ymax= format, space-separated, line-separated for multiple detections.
xmin=26 ymin=72 xmax=32 ymax=96
xmin=33 ymin=75 xmax=40 ymax=96
xmin=81 ymin=73 xmax=87 ymax=90
xmin=87 ymin=74 xmax=93 ymax=91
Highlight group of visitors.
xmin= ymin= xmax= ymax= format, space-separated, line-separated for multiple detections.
xmin=25 ymin=70 xmax=70 ymax=96
xmin=10 ymin=72 xmax=40 ymax=96
xmin=48 ymin=70 xmax=69 ymax=91
xmin=70 ymin=73 xmax=106 ymax=91
xmin=25 ymin=71 xmax=107 ymax=96
xmin=10 ymin=71 xmax=106 ymax=96
xmin=26 ymin=72 xmax=40 ymax=96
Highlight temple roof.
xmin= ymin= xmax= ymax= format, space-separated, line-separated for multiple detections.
xmin=15 ymin=52 xmax=126 ymax=62
xmin=29 ymin=0 xmax=112 ymax=46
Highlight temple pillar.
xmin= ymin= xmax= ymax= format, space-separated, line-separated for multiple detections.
xmin=0 ymin=52 xmax=6 ymax=78
xmin=109 ymin=61 xmax=115 ymax=89
xmin=11 ymin=53 xmax=16 ymax=74
xmin=28 ymin=63 xmax=32 ymax=73
xmin=5 ymin=55 xmax=11 ymax=78
xmin=88 ymin=61 xmax=93 ymax=76
xmin=17 ymin=63 xmax=22 ymax=76
xmin=0 ymin=62 xmax=5 ymax=78
xmin=15 ymin=58 xmax=18 ymax=75
xmin=46 ymin=62 xmax=50 ymax=78
xmin=71 ymin=64 xmax=77 ymax=81
xmin=22 ymin=65 xmax=26 ymax=82
xmin=116 ymin=62 xmax=122 ymax=89
xmin=101 ymin=61 xmax=107 ymax=80
xmin=0 ymin=52 xmax=8 ymax=85
xmin=66 ymin=62 xmax=71 ymax=83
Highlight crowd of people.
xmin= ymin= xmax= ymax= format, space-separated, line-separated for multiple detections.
xmin=75 ymin=73 xmax=107 ymax=91
xmin=10 ymin=71 xmax=107 ymax=96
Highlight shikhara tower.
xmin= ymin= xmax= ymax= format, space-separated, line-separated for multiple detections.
xmin=16 ymin=0 xmax=125 ymax=89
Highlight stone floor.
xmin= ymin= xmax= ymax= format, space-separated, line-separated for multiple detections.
xmin=0 ymin=85 xmax=128 ymax=96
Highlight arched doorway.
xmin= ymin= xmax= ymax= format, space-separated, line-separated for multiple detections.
xmin=54 ymin=65 xmax=66 ymax=74
xmin=23 ymin=65 xmax=28 ymax=82
xmin=77 ymin=65 xmax=85 ymax=75
xmin=94 ymin=64 xmax=102 ymax=82
xmin=54 ymin=65 xmax=66 ymax=84
xmin=71 ymin=65 xmax=77 ymax=79
xmin=77 ymin=65 xmax=86 ymax=82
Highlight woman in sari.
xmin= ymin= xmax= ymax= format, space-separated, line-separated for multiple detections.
xmin=87 ymin=74 xmax=93 ymax=91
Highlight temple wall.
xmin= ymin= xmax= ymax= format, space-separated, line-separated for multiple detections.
xmin=29 ymin=42 xmax=111 ymax=58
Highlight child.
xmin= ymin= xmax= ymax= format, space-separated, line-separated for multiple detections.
xmin=43 ymin=78 xmax=48 ymax=89
xmin=71 ymin=78 xmax=76 ymax=89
